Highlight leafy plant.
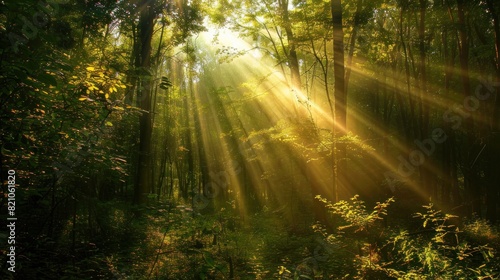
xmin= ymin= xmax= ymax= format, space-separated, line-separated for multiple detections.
xmin=302 ymin=196 xmax=499 ymax=279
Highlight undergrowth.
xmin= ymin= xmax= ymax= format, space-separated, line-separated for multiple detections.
xmin=278 ymin=195 xmax=500 ymax=279
xmin=4 ymin=196 xmax=499 ymax=279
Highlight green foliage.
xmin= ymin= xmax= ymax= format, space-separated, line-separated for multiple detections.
xmin=284 ymin=197 xmax=500 ymax=279
xmin=382 ymin=204 xmax=498 ymax=279
xmin=159 ymin=76 xmax=173 ymax=90
xmin=316 ymin=194 xmax=394 ymax=233
xmin=463 ymin=218 xmax=500 ymax=247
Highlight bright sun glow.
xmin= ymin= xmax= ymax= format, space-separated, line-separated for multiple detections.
xmin=189 ymin=21 xmax=450 ymax=219
xmin=186 ymin=27 xmax=353 ymax=220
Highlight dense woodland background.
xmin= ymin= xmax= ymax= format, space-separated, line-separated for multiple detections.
xmin=2 ymin=0 xmax=500 ymax=279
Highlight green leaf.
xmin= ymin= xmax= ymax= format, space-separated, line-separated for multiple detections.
xmin=37 ymin=72 xmax=57 ymax=86
xmin=159 ymin=76 xmax=173 ymax=89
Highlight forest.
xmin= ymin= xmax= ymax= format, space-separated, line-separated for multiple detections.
xmin=1 ymin=0 xmax=500 ymax=279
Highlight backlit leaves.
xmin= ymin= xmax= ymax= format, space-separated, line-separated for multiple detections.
xmin=70 ymin=64 xmax=127 ymax=101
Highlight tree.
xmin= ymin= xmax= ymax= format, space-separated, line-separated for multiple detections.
xmin=455 ymin=0 xmax=480 ymax=216
xmin=278 ymin=0 xmax=302 ymax=93
xmin=485 ymin=0 xmax=500 ymax=222
xmin=332 ymin=0 xmax=345 ymax=202
xmin=134 ymin=0 xmax=157 ymax=204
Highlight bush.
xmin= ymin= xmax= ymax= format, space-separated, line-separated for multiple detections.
xmin=280 ymin=196 xmax=499 ymax=279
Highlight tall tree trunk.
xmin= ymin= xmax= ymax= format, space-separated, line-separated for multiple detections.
xmin=155 ymin=135 xmax=169 ymax=200
xmin=277 ymin=0 xmax=302 ymax=119
xmin=185 ymin=54 xmax=196 ymax=201
xmin=344 ymin=0 xmax=362 ymax=95
xmin=125 ymin=24 xmax=139 ymax=105
xmin=279 ymin=0 xmax=301 ymax=92
xmin=456 ymin=0 xmax=479 ymax=216
xmin=393 ymin=54 xmax=410 ymax=139
xmin=332 ymin=0 xmax=345 ymax=202
xmin=418 ymin=0 xmax=433 ymax=199
xmin=176 ymin=50 xmax=191 ymax=200
xmin=444 ymin=0 xmax=462 ymax=209
xmin=134 ymin=0 xmax=156 ymax=204
xmin=399 ymin=3 xmax=415 ymax=140
xmin=441 ymin=12 xmax=460 ymax=208
xmin=485 ymin=0 xmax=500 ymax=222
xmin=192 ymin=75 xmax=209 ymax=208
xmin=418 ymin=0 xmax=428 ymax=140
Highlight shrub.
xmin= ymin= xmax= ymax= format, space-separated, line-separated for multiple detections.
xmin=283 ymin=196 xmax=499 ymax=279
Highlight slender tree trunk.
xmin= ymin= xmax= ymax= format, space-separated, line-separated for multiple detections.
xmin=151 ymin=20 xmax=166 ymax=126
xmin=179 ymin=59 xmax=191 ymax=200
xmin=485 ymin=0 xmax=500 ymax=222
xmin=156 ymin=136 xmax=169 ymax=201
xmin=393 ymin=55 xmax=410 ymax=139
xmin=332 ymin=0 xmax=345 ymax=202
xmin=192 ymin=76 xmax=208 ymax=207
xmin=417 ymin=0 xmax=433 ymax=199
xmin=344 ymin=0 xmax=362 ymax=95
xmin=310 ymin=37 xmax=333 ymax=116
xmin=277 ymin=0 xmax=302 ymax=119
xmin=444 ymin=0 xmax=462 ymax=208
xmin=279 ymin=0 xmax=301 ymax=92
xmin=400 ymin=4 xmax=415 ymax=140
xmin=441 ymin=20 xmax=459 ymax=208
xmin=125 ymin=24 xmax=138 ymax=105
xmin=182 ymin=74 xmax=194 ymax=200
xmin=185 ymin=56 xmax=196 ymax=201
xmin=418 ymin=0 xmax=428 ymax=139
xmin=456 ymin=0 xmax=479 ymax=216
